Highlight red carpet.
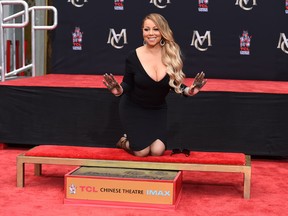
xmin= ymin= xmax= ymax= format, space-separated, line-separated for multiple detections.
xmin=1 ymin=147 xmax=288 ymax=216
xmin=1 ymin=74 xmax=288 ymax=94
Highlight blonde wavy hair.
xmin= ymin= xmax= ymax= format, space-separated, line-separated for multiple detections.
xmin=142 ymin=13 xmax=185 ymax=94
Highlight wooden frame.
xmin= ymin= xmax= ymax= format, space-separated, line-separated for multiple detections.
xmin=16 ymin=153 xmax=251 ymax=199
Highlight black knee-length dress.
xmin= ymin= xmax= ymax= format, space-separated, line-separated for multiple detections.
xmin=119 ymin=50 xmax=182 ymax=151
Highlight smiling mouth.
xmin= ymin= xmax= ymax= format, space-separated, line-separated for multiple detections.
xmin=147 ymin=37 xmax=157 ymax=41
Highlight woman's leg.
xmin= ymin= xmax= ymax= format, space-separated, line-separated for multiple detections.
xmin=150 ymin=139 xmax=166 ymax=156
xmin=134 ymin=139 xmax=165 ymax=157
xmin=133 ymin=146 xmax=150 ymax=157
xmin=116 ymin=135 xmax=134 ymax=155
xmin=117 ymin=136 xmax=165 ymax=157
xmin=117 ymin=134 xmax=151 ymax=156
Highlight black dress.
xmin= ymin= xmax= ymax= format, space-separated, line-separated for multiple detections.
xmin=119 ymin=50 xmax=173 ymax=151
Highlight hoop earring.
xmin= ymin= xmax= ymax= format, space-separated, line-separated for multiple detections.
xmin=143 ymin=40 xmax=147 ymax=46
xmin=160 ymin=39 xmax=166 ymax=47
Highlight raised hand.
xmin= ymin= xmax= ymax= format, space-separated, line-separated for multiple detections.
xmin=192 ymin=71 xmax=207 ymax=90
xmin=185 ymin=72 xmax=207 ymax=96
xmin=103 ymin=73 xmax=123 ymax=96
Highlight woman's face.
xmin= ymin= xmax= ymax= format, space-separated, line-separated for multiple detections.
xmin=142 ymin=19 xmax=162 ymax=47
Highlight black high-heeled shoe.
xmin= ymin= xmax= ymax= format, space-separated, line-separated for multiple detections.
xmin=170 ymin=148 xmax=190 ymax=157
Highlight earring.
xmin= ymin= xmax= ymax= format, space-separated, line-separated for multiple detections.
xmin=143 ymin=40 xmax=147 ymax=45
xmin=160 ymin=39 xmax=166 ymax=46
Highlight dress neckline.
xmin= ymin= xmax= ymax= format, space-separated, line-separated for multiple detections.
xmin=134 ymin=50 xmax=168 ymax=83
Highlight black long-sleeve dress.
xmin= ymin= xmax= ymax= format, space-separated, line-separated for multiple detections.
xmin=119 ymin=50 xmax=183 ymax=151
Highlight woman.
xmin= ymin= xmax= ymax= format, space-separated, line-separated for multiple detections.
xmin=103 ymin=13 xmax=207 ymax=157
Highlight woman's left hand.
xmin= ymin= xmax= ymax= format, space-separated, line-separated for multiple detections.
xmin=187 ymin=72 xmax=207 ymax=95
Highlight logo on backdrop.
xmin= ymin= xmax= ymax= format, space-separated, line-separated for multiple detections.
xmin=114 ymin=0 xmax=124 ymax=10
xmin=67 ymin=0 xmax=88 ymax=8
xmin=286 ymin=1 xmax=288 ymax=14
xmin=107 ymin=29 xmax=128 ymax=49
xmin=191 ymin=31 xmax=212 ymax=51
xmin=235 ymin=0 xmax=257 ymax=11
xmin=149 ymin=0 xmax=171 ymax=9
xmin=72 ymin=27 xmax=83 ymax=50
xmin=239 ymin=31 xmax=252 ymax=55
xmin=198 ymin=0 xmax=208 ymax=12
xmin=277 ymin=33 xmax=288 ymax=54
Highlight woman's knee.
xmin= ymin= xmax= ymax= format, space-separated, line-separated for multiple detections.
xmin=132 ymin=140 xmax=165 ymax=157
xmin=150 ymin=147 xmax=165 ymax=156
xmin=150 ymin=140 xmax=165 ymax=156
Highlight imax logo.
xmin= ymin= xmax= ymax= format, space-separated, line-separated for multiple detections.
xmin=67 ymin=0 xmax=88 ymax=8
xmin=235 ymin=0 xmax=257 ymax=11
xmin=277 ymin=33 xmax=288 ymax=54
xmin=146 ymin=190 xmax=170 ymax=196
xmin=150 ymin=0 xmax=171 ymax=9
xmin=191 ymin=31 xmax=212 ymax=51
xmin=107 ymin=29 xmax=128 ymax=49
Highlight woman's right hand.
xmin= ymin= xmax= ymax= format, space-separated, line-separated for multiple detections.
xmin=103 ymin=73 xmax=123 ymax=96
